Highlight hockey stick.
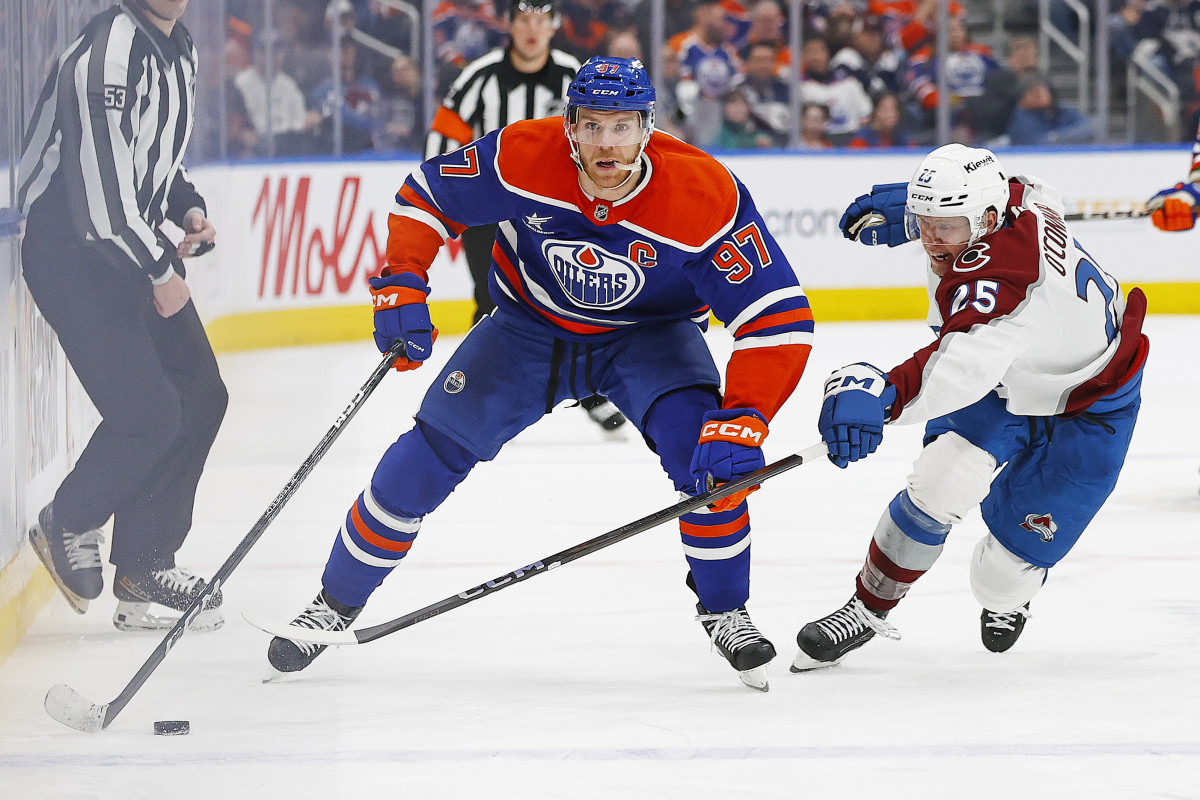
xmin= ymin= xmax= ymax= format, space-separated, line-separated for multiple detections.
xmin=243 ymin=441 xmax=830 ymax=648
xmin=43 ymin=341 xmax=407 ymax=733
xmin=1062 ymin=208 xmax=1149 ymax=222
xmin=852 ymin=207 xmax=1149 ymax=242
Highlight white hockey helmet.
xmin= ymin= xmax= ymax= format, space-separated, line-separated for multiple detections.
xmin=905 ymin=143 xmax=1009 ymax=245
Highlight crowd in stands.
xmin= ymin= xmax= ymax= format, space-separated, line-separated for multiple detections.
xmin=214 ymin=0 xmax=1200 ymax=159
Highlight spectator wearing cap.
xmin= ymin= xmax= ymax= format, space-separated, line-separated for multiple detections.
xmin=1005 ymin=72 xmax=1096 ymax=145
xmin=829 ymin=13 xmax=904 ymax=98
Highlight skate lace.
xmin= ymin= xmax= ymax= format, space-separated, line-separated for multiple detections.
xmin=697 ymin=609 xmax=764 ymax=652
xmin=984 ymin=607 xmax=1031 ymax=632
xmin=63 ymin=530 xmax=105 ymax=571
xmin=154 ymin=567 xmax=202 ymax=594
xmin=291 ymin=599 xmax=350 ymax=657
xmin=816 ymin=598 xmax=901 ymax=643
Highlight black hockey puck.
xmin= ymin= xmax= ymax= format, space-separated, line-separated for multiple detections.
xmin=153 ymin=720 xmax=190 ymax=736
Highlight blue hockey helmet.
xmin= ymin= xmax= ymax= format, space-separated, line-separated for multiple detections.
xmin=565 ymin=56 xmax=656 ymax=116
xmin=564 ymin=57 xmax=656 ymax=170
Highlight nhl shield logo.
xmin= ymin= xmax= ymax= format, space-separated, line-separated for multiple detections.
xmin=593 ymin=204 xmax=609 ymax=222
xmin=444 ymin=370 xmax=466 ymax=394
xmin=1020 ymin=513 xmax=1057 ymax=543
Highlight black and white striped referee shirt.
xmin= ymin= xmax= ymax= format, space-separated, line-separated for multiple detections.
xmin=424 ymin=47 xmax=581 ymax=159
xmin=18 ymin=2 xmax=205 ymax=282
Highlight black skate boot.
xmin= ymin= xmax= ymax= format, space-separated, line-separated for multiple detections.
xmin=791 ymin=595 xmax=900 ymax=672
xmin=113 ymin=566 xmax=224 ymax=632
xmin=28 ymin=504 xmax=104 ymax=614
xmin=266 ymin=589 xmax=363 ymax=678
xmin=981 ymin=603 xmax=1031 ymax=653
xmin=580 ymin=394 xmax=626 ymax=433
xmin=696 ymin=602 xmax=777 ymax=692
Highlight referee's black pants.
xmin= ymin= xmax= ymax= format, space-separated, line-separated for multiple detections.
xmin=461 ymin=222 xmax=498 ymax=324
xmin=22 ymin=232 xmax=228 ymax=574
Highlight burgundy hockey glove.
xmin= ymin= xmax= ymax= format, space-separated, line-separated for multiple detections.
xmin=690 ymin=408 xmax=769 ymax=511
xmin=369 ymin=272 xmax=438 ymax=372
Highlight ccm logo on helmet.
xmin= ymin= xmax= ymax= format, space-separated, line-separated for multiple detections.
xmin=700 ymin=421 xmax=764 ymax=444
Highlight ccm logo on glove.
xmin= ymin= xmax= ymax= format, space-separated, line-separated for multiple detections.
xmin=699 ymin=419 xmax=768 ymax=444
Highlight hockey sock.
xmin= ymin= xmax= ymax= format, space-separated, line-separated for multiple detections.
xmin=856 ymin=490 xmax=949 ymax=611
xmin=679 ymin=501 xmax=752 ymax=612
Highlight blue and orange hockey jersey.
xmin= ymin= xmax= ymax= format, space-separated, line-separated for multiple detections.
xmin=385 ymin=116 xmax=813 ymax=419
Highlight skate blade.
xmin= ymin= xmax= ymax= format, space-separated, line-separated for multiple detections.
xmin=262 ymin=666 xmax=288 ymax=684
xmin=29 ymin=531 xmax=92 ymax=615
xmin=738 ymin=666 xmax=769 ymax=692
xmin=112 ymin=603 xmax=224 ymax=633
xmin=789 ymin=650 xmax=839 ymax=673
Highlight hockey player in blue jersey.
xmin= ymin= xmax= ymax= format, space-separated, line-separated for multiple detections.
xmin=265 ymin=57 xmax=815 ymax=690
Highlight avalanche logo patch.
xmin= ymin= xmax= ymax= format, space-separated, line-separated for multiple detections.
xmin=1020 ymin=513 xmax=1057 ymax=543
xmin=444 ymin=370 xmax=466 ymax=394
xmin=541 ymin=240 xmax=644 ymax=309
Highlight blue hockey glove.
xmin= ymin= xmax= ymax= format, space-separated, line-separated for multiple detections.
xmin=1146 ymin=182 xmax=1200 ymax=232
xmin=818 ymin=363 xmax=898 ymax=469
xmin=839 ymin=182 xmax=909 ymax=246
xmin=690 ymin=408 xmax=769 ymax=511
xmin=369 ymin=272 xmax=437 ymax=371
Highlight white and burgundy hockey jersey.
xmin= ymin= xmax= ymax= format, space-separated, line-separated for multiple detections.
xmin=888 ymin=176 xmax=1149 ymax=424
xmin=385 ymin=117 xmax=814 ymax=419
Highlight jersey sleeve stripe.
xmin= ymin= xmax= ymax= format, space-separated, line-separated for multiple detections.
xmin=396 ymin=184 xmax=465 ymax=237
xmin=732 ymin=330 xmax=814 ymax=350
xmin=726 ymin=286 xmax=810 ymax=333
xmin=391 ymin=203 xmax=452 ymax=240
xmin=733 ymin=306 xmax=814 ymax=338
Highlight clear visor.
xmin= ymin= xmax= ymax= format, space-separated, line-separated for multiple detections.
xmin=904 ymin=210 xmax=975 ymax=245
xmin=566 ymin=113 xmax=648 ymax=147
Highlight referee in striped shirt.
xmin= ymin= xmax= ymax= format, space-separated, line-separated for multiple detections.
xmin=426 ymin=0 xmax=625 ymax=432
xmin=18 ymin=0 xmax=229 ymax=629
xmin=426 ymin=0 xmax=580 ymax=325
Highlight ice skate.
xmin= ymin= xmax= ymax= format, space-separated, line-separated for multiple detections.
xmin=113 ymin=566 xmax=224 ymax=632
xmin=265 ymin=589 xmax=363 ymax=680
xmin=980 ymin=603 xmax=1031 ymax=653
xmin=791 ymin=595 xmax=899 ymax=672
xmin=28 ymin=504 xmax=104 ymax=614
xmin=696 ymin=602 xmax=776 ymax=691
xmin=580 ymin=394 xmax=627 ymax=437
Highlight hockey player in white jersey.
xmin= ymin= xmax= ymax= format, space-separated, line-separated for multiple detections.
xmin=791 ymin=144 xmax=1149 ymax=669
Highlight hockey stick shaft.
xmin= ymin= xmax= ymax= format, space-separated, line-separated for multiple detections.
xmin=853 ymin=208 xmax=1147 ymax=242
xmin=296 ymin=441 xmax=828 ymax=646
xmin=44 ymin=341 xmax=406 ymax=732
xmin=1063 ymin=208 xmax=1148 ymax=222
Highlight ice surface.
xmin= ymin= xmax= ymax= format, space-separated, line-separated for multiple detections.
xmin=2 ymin=318 xmax=1197 ymax=799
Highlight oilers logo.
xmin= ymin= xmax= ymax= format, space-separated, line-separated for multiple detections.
xmin=542 ymin=240 xmax=643 ymax=309
xmin=444 ymin=370 xmax=466 ymax=394
xmin=1020 ymin=513 xmax=1057 ymax=543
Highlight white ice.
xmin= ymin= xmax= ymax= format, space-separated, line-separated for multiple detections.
xmin=2 ymin=318 xmax=1198 ymax=800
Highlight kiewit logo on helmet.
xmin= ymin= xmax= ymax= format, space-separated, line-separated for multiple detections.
xmin=963 ymin=155 xmax=995 ymax=173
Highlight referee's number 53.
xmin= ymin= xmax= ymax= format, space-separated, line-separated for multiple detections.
xmin=102 ymin=84 xmax=127 ymax=111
